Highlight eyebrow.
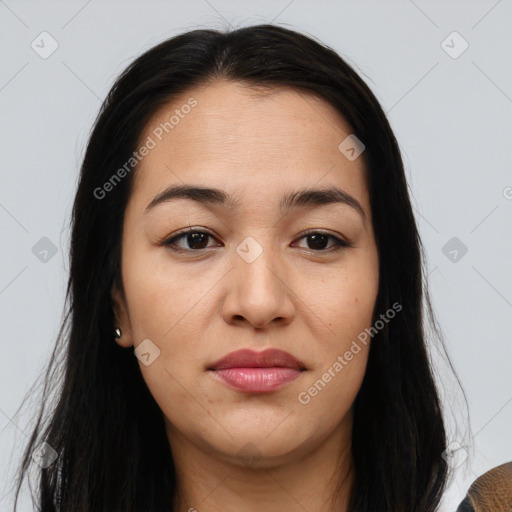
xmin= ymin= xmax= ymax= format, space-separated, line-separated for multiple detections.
xmin=144 ymin=184 xmax=366 ymax=221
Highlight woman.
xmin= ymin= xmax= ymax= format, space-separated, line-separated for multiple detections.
xmin=13 ymin=24 xmax=467 ymax=511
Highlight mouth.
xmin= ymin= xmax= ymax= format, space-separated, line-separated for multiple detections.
xmin=207 ymin=348 xmax=307 ymax=394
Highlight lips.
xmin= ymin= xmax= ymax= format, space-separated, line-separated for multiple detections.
xmin=207 ymin=348 xmax=306 ymax=393
xmin=207 ymin=348 xmax=307 ymax=371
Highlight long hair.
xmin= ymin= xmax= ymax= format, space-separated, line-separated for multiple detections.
xmin=12 ymin=23 xmax=464 ymax=511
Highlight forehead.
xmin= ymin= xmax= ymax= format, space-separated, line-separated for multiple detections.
xmin=129 ymin=80 xmax=369 ymax=216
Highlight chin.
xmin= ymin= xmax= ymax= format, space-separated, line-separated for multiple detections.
xmin=196 ymin=425 xmax=314 ymax=467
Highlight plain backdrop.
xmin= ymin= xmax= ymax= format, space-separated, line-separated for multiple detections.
xmin=1 ymin=1 xmax=511 ymax=510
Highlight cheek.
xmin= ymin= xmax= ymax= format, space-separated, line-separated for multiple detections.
xmin=294 ymin=348 xmax=368 ymax=444
xmin=124 ymin=271 xmax=205 ymax=421
xmin=120 ymin=249 xmax=211 ymax=404
xmin=301 ymin=253 xmax=379 ymax=341
xmin=295 ymin=286 xmax=374 ymax=426
xmin=122 ymin=243 xmax=208 ymax=341
xmin=294 ymin=256 xmax=378 ymax=410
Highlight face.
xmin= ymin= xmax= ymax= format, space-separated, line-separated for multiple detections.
xmin=112 ymin=80 xmax=379 ymax=468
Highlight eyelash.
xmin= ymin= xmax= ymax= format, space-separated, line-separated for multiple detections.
xmin=160 ymin=227 xmax=351 ymax=254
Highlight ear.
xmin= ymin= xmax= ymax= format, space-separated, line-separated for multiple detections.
xmin=111 ymin=280 xmax=134 ymax=348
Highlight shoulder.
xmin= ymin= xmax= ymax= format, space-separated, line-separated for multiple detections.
xmin=456 ymin=461 xmax=512 ymax=511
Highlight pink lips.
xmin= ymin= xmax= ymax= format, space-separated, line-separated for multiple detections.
xmin=207 ymin=348 xmax=306 ymax=394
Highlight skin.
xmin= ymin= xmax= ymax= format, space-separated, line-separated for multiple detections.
xmin=112 ymin=80 xmax=379 ymax=512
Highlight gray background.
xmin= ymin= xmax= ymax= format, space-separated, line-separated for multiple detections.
xmin=1 ymin=1 xmax=511 ymax=510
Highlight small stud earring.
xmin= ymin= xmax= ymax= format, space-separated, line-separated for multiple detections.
xmin=114 ymin=327 xmax=122 ymax=339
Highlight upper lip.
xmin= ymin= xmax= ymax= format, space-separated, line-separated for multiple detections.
xmin=207 ymin=348 xmax=307 ymax=371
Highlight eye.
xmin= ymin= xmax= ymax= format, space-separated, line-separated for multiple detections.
xmin=162 ymin=228 xmax=219 ymax=252
xmin=292 ymin=230 xmax=350 ymax=253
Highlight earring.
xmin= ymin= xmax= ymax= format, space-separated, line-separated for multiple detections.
xmin=114 ymin=327 xmax=122 ymax=339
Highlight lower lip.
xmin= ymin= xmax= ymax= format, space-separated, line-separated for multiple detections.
xmin=210 ymin=367 xmax=303 ymax=393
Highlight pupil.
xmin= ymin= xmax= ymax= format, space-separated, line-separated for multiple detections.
xmin=308 ymin=234 xmax=328 ymax=250
xmin=188 ymin=233 xmax=208 ymax=249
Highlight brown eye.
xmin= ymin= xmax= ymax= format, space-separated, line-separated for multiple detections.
xmin=293 ymin=231 xmax=350 ymax=253
xmin=163 ymin=230 xmax=218 ymax=252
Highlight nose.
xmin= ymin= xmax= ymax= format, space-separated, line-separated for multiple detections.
xmin=220 ymin=239 xmax=296 ymax=330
